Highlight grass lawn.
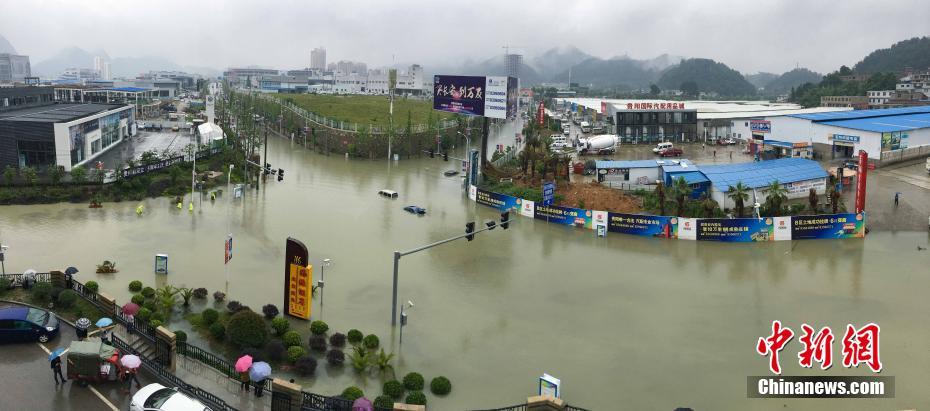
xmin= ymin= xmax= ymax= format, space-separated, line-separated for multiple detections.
xmin=276 ymin=94 xmax=452 ymax=128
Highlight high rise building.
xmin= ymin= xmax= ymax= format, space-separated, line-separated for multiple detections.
xmin=0 ymin=53 xmax=31 ymax=84
xmin=505 ymin=53 xmax=523 ymax=79
xmin=94 ymin=56 xmax=102 ymax=72
xmin=102 ymin=62 xmax=112 ymax=80
xmin=311 ymin=47 xmax=326 ymax=70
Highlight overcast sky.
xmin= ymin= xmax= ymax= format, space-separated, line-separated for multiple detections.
xmin=2 ymin=0 xmax=928 ymax=74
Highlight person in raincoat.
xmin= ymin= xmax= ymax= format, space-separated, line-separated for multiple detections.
xmin=51 ymin=356 xmax=67 ymax=385
xmin=122 ymin=367 xmax=141 ymax=394
xmin=239 ymin=370 xmax=250 ymax=392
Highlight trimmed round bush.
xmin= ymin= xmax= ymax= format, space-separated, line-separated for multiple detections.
xmin=287 ymin=346 xmax=306 ymax=363
xmin=383 ymin=380 xmax=404 ymax=399
xmin=142 ymin=300 xmax=157 ymax=313
xmin=271 ymin=317 xmax=289 ymax=336
xmin=347 ymin=329 xmax=363 ymax=344
xmin=131 ymin=294 xmax=145 ymax=305
xmin=50 ymin=287 xmax=64 ymax=301
xmin=308 ymin=334 xmax=327 ymax=352
xmin=310 ymin=320 xmax=329 ymax=335
xmin=212 ymin=291 xmax=226 ymax=302
xmin=430 ymin=376 xmax=452 ymax=395
xmin=226 ymin=300 xmax=243 ymax=313
xmin=373 ymin=395 xmax=394 ymax=409
xmin=128 ymin=280 xmax=143 ymax=292
xmin=266 ymin=340 xmax=286 ymax=362
xmin=282 ymin=331 xmax=302 ymax=347
xmin=150 ymin=310 xmax=166 ymax=323
xmin=209 ymin=322 xmax=225 ymax=339
xmin=341 ymin=386 xmax=364 ymax=402
xmin=226 ymin=310 xmax=268 ymax=348
xmin=32 ymin=282 xmax=52 ymax=301
xmin=174 ymin=330 xmax=188 ymax=342
xmin=326 ymin=349 xmax=345 ymax=366
xmin=261 ymin=304 xmax=279 ymax=319
xmin=84 ymin=281 xmax=99 ymax=293
xmin=150 ymin=319 xmax=163 ymax=328
xmin=294 ymin=355 xmax=317 ymax=376
xmin=405 ymin=391 xmax=426 ymax=406
xmin=363 ymin=334 xmax=380 ymax=350
xmin=403 ymin=372 xmax=424 ymax=391
xmin=57 ymin=290 xmax=78 ymax=308
xmin=192 ymin=288 xmax=208 ymax=299
xmin=329 ymin=332 xmax=346 ymax=348
xmin=136 ymin=307 xmax=152 ymax=322
xmin=201 ymin=309 xmax=219 ymax=325
xmin=141 ymin=286 xmax=155 ymax=298
xmin=0 ymin=278 xmax=10 ymax=294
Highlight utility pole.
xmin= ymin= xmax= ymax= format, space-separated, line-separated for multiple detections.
xmin=225 ymin=164 xmax=234 ymax=295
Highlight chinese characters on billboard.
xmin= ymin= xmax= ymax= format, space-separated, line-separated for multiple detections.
xmin=624 ymin=102 xmax=686 ymax=110
xmin=433 ymin=75 xmax=517 ymax=119
xmin=756 ymin=320 xmax=882 ymax=374
xmin=283 ymin=237 xmax=312 ymax=320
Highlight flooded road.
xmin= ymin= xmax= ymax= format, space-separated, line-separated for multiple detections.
xmin=2 ymin=135 xmax=929 ymax=410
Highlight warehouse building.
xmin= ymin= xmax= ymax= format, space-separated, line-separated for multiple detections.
xmin=699 ymin=158 xmax=828 ymax=210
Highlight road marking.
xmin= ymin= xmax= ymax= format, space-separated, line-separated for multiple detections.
xmin=37 ymin=342 xmax=120 ymax=411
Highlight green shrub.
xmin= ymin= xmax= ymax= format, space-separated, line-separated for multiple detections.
xmin=287 ymin=346 xmax=306 ymax=363
xmin=0 ymin=278 xmax=9 ymax=295
xmin=150 ymin=319 xmax=164 ymax=328
xmin=131 ymin=294 xmax=145 ymax=305
xmin=329 ymin=332 xmax=346 ymax=347
xmin=341 ymin=386 xmax=364 ymax=402
xmin=128 ymin=281 xmax=143 ymax=292
xmin=373 ymin=395 xmax=394 ymax=409
xmin=430 ymin=376 xmax=452 ymax=395
xmin=282 ymin=331 xmax=302 ymax=347
xmin=294 ymin=355 xmax=317 ymax=376
xmin=141 ymin=286 xmax=155 ymax=298
xmin=363 ymin=334 xmax=380 ymax=350
xmin=50 ymin=287 xmax=64 ymax=301
xmin=326 ymin=349 xmax=345 ymax=366
xmin=310 ymin=320 xmax=329 ymax=335
xmin=174 ymin=330 xmax=188 ymax=342
xmin=143 ymin=300 xmax=157 ymax=313
xmin=57 ymin=290 xmax=78 ymax=308
xmin=383 ymin=380 xmax=404 ymax=399
xmin=309 ymin=335 xmax=327 ymax=352
xmin=226 ymin=310 xmax=268 ymax=348
xmin=136 ymin=307 xmax=152 ymax=321
xmin=403 ymin=372 xmax=424 ymax=391
xmin=201 ymin=309 xmax=219 ymax=325
xmin=271 ymin=317 xmax=289 ymax=336
xmin=347 ymin=329 xmax=363 ymax=344
xmin=266 ymin=340 xmax=286 ymax=362
xmin=405 ymin=391 xmax=426 ymax=405
xmin=150 ymin=310 xmax=166 ymax=323
xmin=84 ymin=281 xmax=99 ymax=293
xmin=32 ymin=282 xmax=52 ymax=301
xmin=209 ymin=322 xmax=225 ymax=339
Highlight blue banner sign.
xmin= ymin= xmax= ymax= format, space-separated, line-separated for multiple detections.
xmin=750 ymin=120 xmax=771 ymax=133
xmin=832 ymin=134 xmax=860 ymax=143
xmin=534 ymin=204 xmax=592 ymax=228
xmin=542 ymin=181 xmax=555 ymax=206
xmin=696 ymin=218 xmax=774 ymax=242
xmin=433 ymin=75 xmax=486 ymax=116
xmin=791 ymin=213 xmax=865 ymax=239
xmin=607 ymin=213 xmax=677 ymax=238
xmin=475 ymin=187 xmax=521 ymax=213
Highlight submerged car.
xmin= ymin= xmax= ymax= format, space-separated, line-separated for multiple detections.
xmin=443 ymin=170 xmax=459 ymax=177
xmin=404 ymin=205 xmax=427 ymax=215
xmin=130 ymin=383 xmax=211 ymax=411
xmin=659 ymin=147 xmax=683 ymax=157
xmin=0 ymin=305 xmax=59 ymax=343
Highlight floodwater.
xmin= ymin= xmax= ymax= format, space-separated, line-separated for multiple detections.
xmin=2 ymin=135 xmax=929 ymax=411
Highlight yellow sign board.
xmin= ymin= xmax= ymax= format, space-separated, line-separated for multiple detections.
xmin=287 ymin=263 xmax=313 ymax=319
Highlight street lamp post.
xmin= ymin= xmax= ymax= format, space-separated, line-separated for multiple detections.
xmin=318 ymin=258 xmax=331 ymax=318
xmin=225 ymin=164 xmax=234 ymax=295
xmin=399 ymin=300 xmax=414 ymax=346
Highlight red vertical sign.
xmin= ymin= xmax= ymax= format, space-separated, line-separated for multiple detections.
xmin=855 ymin=150 xmax=868 ymax=213
xmin=536 ymin=102 xmax=545 ymax=126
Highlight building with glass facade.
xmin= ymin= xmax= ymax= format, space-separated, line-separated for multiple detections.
xmin=615 ymin=109 xmax=698 ymax=144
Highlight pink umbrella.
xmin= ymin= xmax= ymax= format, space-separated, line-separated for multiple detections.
xmin=352 ymin=397 xmax=373 ymax=411
xmin=120 ymin=354 xmax=142 ymax=369
xmin=122 ymin=302 xmax=140 ymax=316
xmin=235 ymin=355 xmax=253 ymax=373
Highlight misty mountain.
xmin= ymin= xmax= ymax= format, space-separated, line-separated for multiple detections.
xmin=32 ymin=46 xmax=219 ymax=78
xmin=551 ymin=57 xmax=660 ymax=88
xmin=0 ymin=33 xmax=17 ymax=54
xmin=636 ymin=53 xmax=684 ymax=71
xmin=447 ymin=54 xmax=543 ymax=85
xmin=529 ymin=46 xmax=593 ymax=80
xmin=745 ymin=72 xmax=778 ymax=89
xmin=853 ymin=36 xmax=930 ymax=73
xmin=658 ymin=58 xmax=756 ymax=96
xmin=32 ymin=47 xmax=96 ymax=76
xmin=762 ymin=68 xmax=822 ymax=96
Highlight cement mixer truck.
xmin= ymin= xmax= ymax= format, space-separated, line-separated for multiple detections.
xmin=579 ymin=134 xmax=619 ymax=155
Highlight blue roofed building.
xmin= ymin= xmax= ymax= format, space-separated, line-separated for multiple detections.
xmin=700 ymin=158 xmax=828 ymax=209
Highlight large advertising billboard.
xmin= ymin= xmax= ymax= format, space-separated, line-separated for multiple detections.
xmin=696 ymin=218 xmax=775 ymax=242
xmin=484 ymin=76 xmax=509 ymax=119
xmin=475 ymin=187 xmax=521 ymax=213
xmin=791 ymin=213 xmax=866 ymax=239
xmin=506 ymin=76 xmax=519 ymax=119
xmin=284 ymin=237 xmax=312 ymax=320
xmin=607 ymin=213 xmax=677 ymax=238
xmin=433 ymin=75 xmax=486 ymax=116
xmin=534 ymin=204 xmax=593 ymax=229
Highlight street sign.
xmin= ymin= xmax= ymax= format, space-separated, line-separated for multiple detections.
xmin=538 ymin=373 xmax=561 ymax=398
xmin=155 ymin=254 xmax=168 ymax=274
xmin=542 ymin=181 xmax=555 ymax=206
xmin=224 ymin=235 xmax=233 ymax=265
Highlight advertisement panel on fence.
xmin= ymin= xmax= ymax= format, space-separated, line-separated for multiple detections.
xmin=677 ymin=218 xmax=697 ymax=240
xmin=534 ymin=204 xmax=593 ymax=229
xmin=475 ymin=187 xmax=521 ymax=213
xmin=791 ymin=213 xmax=866 ymax=239
xmin=506 ymin=76 xmax=519 ymax=120
xmin=696 ymin=218 xmax=775 ymax=242
xmin=433 ymin=75 xmax=486 ymax=116
xmin=521 ymin=199 xmax=535 ymax=218
xmin=773 ymin=217 xmax=792 ymax=241
xmin=122 ymin=156 xmax=185 ymax=178
xmin=607 ymin=213 xmax=678 ymax=238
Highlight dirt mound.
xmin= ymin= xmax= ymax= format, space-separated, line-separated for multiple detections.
xmin=557 ymin=182 xmax=643 ymax=213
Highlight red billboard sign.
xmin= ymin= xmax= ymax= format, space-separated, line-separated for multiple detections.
xmin=536 ymin=102 xmax=545 ymax=126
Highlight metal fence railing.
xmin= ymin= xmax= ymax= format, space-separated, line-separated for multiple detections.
xmin=177 ymin=341 xmax=236 ymax=378
xmin=602 ymin=181 xmax=656 ymax=192
xmin=879 ymin=144 xmax=930 ymax=166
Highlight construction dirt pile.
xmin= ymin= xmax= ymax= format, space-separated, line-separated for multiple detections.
xmin=557 ymin=182 xmax=643 ymax=213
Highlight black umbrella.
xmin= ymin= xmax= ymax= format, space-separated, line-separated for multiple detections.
xmin=65 ymin=267 xmax=79 ymax=275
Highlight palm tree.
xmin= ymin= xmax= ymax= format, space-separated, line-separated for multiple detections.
xmin=370 ymin=348 xmax=395 ymax=377
xmin=808 ymin=188 xmax=818 ymax=213
xmin=672 ymin=177 xmax=692 ymax=216
xmin=728 ymin=182 xmax=750 ymax=217
xmin=830 ymin=189 xmax=840 ymax=213
xmin=701 ymin=194 xmax=719 ymax=217
xmin=763 ymin=180 xmax=788 ymax=216
xmin=655 ymin=181 xmax=666 ymax=216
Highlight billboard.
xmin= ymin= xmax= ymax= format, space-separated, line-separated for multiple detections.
xmin=534 ymin=204 xmax=593 ymax=229
xmin=284 ymin=237 xmax=312 ymax=320
xmin=750 ymin=120 xmax=771 ymax=133
xmin=484 ymin=76 xmax=509 ymax=119
xmin=607 ymin=213 xmax=678 ymax=238
xmin=791 ymin=213 xmax=866 ymax=239
xmin=475 ymin=187 xmax=521 ymax=213
xmin=506 ymin=76 xmax=519 ymax=119
xmin=696 ymin=218 xmax=775 ymax=242
xmin=433 ymin=75 xmax=486 ymax=116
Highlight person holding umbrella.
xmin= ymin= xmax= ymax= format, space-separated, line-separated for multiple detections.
xmin=122 ymin=303 xmax=140 ymax=336
xmin=93 ymin=318 xmax=114 ymax=345
xmin=235 ymin=355 xmax=252 ymax=392
xmin=75 ymin=318 xmax=91 ymax=341
xmin=49 ymin=348 xmax=67 ymax=385
xmin=120 ymin=355 xmax=142 ymax=394
xmin=64 ymin=266 xmax=78 ymax=290
xmin=248 ymin=361 xmax=271 ymax=398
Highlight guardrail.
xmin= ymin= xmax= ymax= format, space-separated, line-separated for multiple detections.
xmin=878 ymin=144 xmax=930 ymax=166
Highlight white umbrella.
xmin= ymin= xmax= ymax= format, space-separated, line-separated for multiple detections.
xmin=120 ymin=354 xmax=142 ymax=369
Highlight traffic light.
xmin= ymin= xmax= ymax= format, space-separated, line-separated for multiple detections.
xmin=465 ymin=221 xmax=475 ymax=241
xmin=277 ymin=168 xmax=284 ymax=182
xmin=485 ymin=220 xmax=497 ymax=230
xmin=264 ymin=163 xmax=271 ymax=175
xmin=428 ymin=149 xmax=434 ymax=158
xmin=500 ymin=211 xmax=510 ymax=230
xmin=443 ymin=152 xmax=449 ymax=161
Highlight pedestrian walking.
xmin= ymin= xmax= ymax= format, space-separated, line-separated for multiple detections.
xmin=713 ymin=150 xmax=716 ymax=158
xmin=702 ymin=143 xmax=705 ymax=151
xmin=122 ymin=367 xmax=141 ymax=394
xmin=254 ymin=378 xmax=266 ymax=398
xmin=51 ymin=356 xmax=67 ymax=385
xmin=239 ymin=370 xmax=250 ymax=392
xmin=894 ymin=192 xmax=899 ymax=207
xmin=729 ymin=151 xmax=733 ymax=160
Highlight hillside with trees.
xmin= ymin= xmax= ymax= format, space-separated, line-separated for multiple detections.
xmin=853 ymin=36 xmax=930 ymax=73
xmin=657 ymin=58 xmax=756 ymax=97
xmin=762 ymin=68 xmax=823 ymax=96
xmin=788 ymin=66 xmax=897 ymax=107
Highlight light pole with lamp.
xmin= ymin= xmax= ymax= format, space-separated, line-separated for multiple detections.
xmin=318 ymin=258 xmax=331 ymax=318
xmin=399 ymin=300 xmax=414 ymax=346
xmin=225 ymin=164 xmax=234 ymax=295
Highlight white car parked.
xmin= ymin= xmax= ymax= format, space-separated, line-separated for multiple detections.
xmin=130 ymin=383 xmax=211 ymax=411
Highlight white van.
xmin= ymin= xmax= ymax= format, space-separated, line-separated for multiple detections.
xmin=652 ymin=142 xmax=673 ymax=153
xmin=580 ymin=121 xmax=592 ymax=133
xmin=550 ymin=135 xmax=567 ymax=149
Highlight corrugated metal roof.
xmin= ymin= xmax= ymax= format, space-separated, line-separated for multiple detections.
xmin=0 ymin=103 xmax=126 ymax=123
xmin=595 ymin=160 xmax=661 ymax=169
xmin=659 ymin=159 xmax=696 ymax=172
xmin=700 ymin=158 xmax=827 ymax=192
xmin=107 ymin=87 xmax=150 ymax=92
xmin=818 ymin=112 xmax=930 ymax=132
xmin=670 ymin=171 xmax=709 ymax=184
xmin=788 ymin=106 xmax=930 ymax=121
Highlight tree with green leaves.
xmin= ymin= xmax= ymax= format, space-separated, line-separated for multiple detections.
xmin=3 ymin=165 xmax=15 ymax=186
xmin=727 ymin=182 xmax=750 ymax=217
xmin=649 ymin=84 xmax=661 ymax=96
xmin=70 ymin=166 xmax=87 ymax=183
xmin=763 ymin=180 xmax=788 ymax=216
xmin=680 ymin=81 xmax=699 ymax=98
xmin=671 ymin=176 xmax=692 ymax=216
xmin=808 ymin=188 xmax=819 ymax=213
xmin=48 ymin=166 xmax=63 ymax=185
xmin=655 ymin=181 xmax=666 ymax=216
xmin=20 ymin=166 xmax=38 ymax=186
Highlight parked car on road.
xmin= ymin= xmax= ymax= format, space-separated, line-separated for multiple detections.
xmin=130 ymin=383 xmax=210 ymax=411
xmin=652 ymin=142 xmax=673 ymax=153
xmin=0 ymin=305 xmax=59 ymax=343
xmin=659 ymin=147 xmax=684 ymax=157
xmin=404 ymin=205 xmax=427 ymax=215
xmin=718 ymin=138 xmax=737 ymax=145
